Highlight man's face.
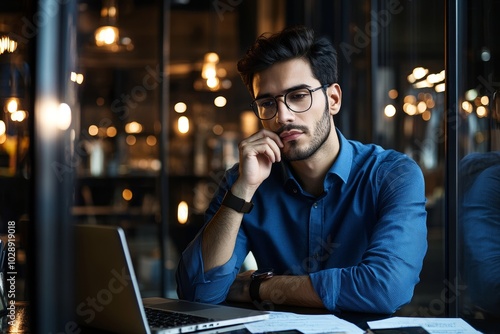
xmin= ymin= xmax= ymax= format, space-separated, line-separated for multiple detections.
xmin=252 ymin=58 xmax=340 ymax=161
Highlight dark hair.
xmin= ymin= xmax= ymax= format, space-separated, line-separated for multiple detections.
xmin=237 ymin=25 xmax=338 ymax=97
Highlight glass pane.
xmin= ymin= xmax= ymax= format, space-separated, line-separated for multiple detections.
xmin=0 ymin=0 xmax=34 ymax=306
xmin=74 ymin=0 xmax=259 ymax=298
xmin=346 ymin=0 xmax=446 ymax=316
xmin=75 ymin=0 xmax=163 ymax=296
xmin=458 ymin=0 xmax=500 ymax=321
xmin=166 ymin=1 xmax=259 ymax=297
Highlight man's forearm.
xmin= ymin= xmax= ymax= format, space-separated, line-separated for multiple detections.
xmin=259 ymin=275 xmax=324 ymax=308
xmin=201 ymin=206 xmax=244 ymax=272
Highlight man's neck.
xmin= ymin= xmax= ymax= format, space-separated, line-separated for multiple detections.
xmin=289 ymin=131 xmax=340 ymax=197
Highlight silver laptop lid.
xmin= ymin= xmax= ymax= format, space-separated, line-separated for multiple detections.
xmin=74 ymin=224 xmax=269 ymax=334
xmin=75 ymin=224 xmax=150 ymax=334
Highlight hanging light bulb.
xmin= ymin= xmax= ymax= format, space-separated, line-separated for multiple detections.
xmin=6 ymin=98 xmax=19 ymax=113
xmin=195 ymin=4 xmax=229 ymax=91
xmin=95 ymin=0 xmax=120 ymax=47
xmin=201 ymin=52 xmax=221 ymax=91
xmin=177 ymin=201 xmax=189 ymax=224
xmin=0 ymin=120 xmax=5 ymax=136
xmin=201 ymin=52 xmax=219 ymax=78
xmin=0 ymin=35 xmax=17 ymax=55
xmin=95 ymin=26 xmax=119 ymax=46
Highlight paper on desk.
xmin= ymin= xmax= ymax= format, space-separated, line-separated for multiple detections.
xmin=367 ymin=317 xmax=482 ymax=334
xmin=244 ymin=311 xmax=364 ymax=334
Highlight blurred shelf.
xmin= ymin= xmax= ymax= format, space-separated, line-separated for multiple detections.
xmin=72 ymin=205 xmax=157 ymax=217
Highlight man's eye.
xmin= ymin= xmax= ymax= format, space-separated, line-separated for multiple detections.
xmin=288 ymin=91 xmax=309 ymax=101
xmin=259 ymin=99 xmax=275 ymax=108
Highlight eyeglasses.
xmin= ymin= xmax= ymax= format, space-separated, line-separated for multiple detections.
xmin=251 ymin=84 xmax=330 ymax=120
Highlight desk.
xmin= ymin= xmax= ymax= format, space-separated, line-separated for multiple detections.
xmin=462 ymin=318 xmax=500 ymax=334
xmin=1 ymin=301 xmax=499 ymax=333
xmin=225 ymin=302 xmax=500 ymax=334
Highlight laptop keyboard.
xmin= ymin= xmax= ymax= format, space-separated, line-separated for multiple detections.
xmin=145 ymin=307 xmax=215 ymax=329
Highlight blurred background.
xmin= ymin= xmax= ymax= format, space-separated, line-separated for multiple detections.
xmin=0 ymin=0 xmax=499 ymax=331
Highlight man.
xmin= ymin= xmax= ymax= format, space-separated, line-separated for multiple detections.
xmin=176 ymin=25 xmax=427 ymax=314
xmin=460 ymin=92 xmax=500 ymax=317
xmin=460 ymin=152 xmax=500 ymax=317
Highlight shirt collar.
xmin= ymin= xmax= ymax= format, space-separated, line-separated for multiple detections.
xmin=328 ymin=129 xmax=352 ymax=184
xmin=280 ymin=128 xmax=352 ymax=191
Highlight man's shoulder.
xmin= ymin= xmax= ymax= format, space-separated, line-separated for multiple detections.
xmin=347 ymin=139 xmax=412 ymax=166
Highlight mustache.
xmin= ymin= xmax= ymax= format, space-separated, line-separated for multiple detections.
xmin=276 ymin=124 xmax=308 ymax=136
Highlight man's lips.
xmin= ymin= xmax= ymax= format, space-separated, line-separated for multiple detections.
xmin=279 ymin=130 xmax=303 ymax=142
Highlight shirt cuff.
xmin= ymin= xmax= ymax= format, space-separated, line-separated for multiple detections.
xmin=309 ymin=270 xmax=341 ymax=312
xmin=180 ymin=236 xmax=239 ymax=303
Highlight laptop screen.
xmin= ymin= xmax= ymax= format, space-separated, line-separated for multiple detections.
xmin=74 ymin=224 xmax=269 ymax=334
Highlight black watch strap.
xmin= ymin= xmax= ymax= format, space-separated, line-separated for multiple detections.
xmin=249 ymin=269 xmax=274 ymax=303
xmin=249 ymin=278 xmax=264 ymax=303
xmin=221 ymin=190 xmax=254 ymax=213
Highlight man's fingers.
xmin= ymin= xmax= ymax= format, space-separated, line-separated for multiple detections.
xmin=246 ymin=129 xmax=283 ymax=148
xmin=240 ymin=139 xmax=281 ymax=163
xmin=239 ymin=130 xmax=283 ymax=163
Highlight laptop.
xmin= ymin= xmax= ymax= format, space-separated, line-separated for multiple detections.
xmin=74 ymin=224 xmax=269 ymax=334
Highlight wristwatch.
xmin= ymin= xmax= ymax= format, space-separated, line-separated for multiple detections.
xmin=221 ymin=190 xmax=254 ymax=213
xmin=249 ymin=268 xmax=274 ymax=303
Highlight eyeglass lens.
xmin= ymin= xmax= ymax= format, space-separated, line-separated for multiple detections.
xmin=253 ymin=88 xmax=313 ymax=120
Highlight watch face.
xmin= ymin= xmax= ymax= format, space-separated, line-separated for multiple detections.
xmin=251 ymin=268 xmax=274 ymax=279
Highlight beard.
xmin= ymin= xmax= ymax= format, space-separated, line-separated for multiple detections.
xmin=280 ymin=104 xmax=332 ymax=161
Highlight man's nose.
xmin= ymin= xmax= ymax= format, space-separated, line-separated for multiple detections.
xmin=275 ymin=97 xmax=294 ymax=123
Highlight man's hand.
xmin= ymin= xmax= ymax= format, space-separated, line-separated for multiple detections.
xmin=226 ymin=270 xmax=254 ymax=303
xmin=234 ymin=130 xmax=283 ymax=199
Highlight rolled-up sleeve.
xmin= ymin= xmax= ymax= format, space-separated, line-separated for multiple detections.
xmin=176 ymin=166 xmax=248 ymax=303
xmin=176 ymin=234 xmax=242 ymax=303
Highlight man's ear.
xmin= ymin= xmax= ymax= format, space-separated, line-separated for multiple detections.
xmin=327 ymin=83 xmax=342 ymax=116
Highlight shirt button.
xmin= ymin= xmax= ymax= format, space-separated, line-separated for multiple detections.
xmin=313 ymin=203 xmax=318 ymax=208
xmin=293 ymin=188 xmax=298 ymax=193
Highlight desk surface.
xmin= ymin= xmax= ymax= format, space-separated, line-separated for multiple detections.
xmin=224 ymin=302 xmax=500 ymax=334
xmin=2 ymin=301 xmax=499 ymax=333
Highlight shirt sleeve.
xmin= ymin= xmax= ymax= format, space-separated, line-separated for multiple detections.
xmin=310 ymin=156 xmax=428 ymax=313
xmin=462 ymin=164 xmax=500 ymax=314
xmin=175 ymin=166 xmax=249 ymax=304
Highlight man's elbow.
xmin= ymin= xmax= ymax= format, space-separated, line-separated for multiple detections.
xmin=372 ymin=295 xmax=412 ymax=314
xmin=175 ymin=271 xmax=228 ymax=304
xmin=370 ymin=277 xmax=418 ymax=314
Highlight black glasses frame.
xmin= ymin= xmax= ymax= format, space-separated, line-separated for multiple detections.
xmin=250 ymin=84 xmax=330 ymax=120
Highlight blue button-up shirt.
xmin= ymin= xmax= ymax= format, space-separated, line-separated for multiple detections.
xmin=176 ymin=130 xmax=427 ymax=314
xmin=460 ymin=152 xmax=500 ymax=315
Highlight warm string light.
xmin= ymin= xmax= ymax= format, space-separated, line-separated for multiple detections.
xmin=178 ymin=116 xmax=189 ymax=134
xmin=0 ymin=121 xmax=5 ymax=135
xmin=0 ymin=35 xmax=17 ymax=55
xmin=396 ymin=66 xmax=488 ymax=121
xmin=177 ymin=201 xmax=189 ymax=224
xmin=387 ymin=67 xmax=446 ymax=121
xmin=94 ymin=0 xmax=129 ymax=50
xmin=95 ymin=26 xmax=119 ymax=46
xmin=201 ymin=52 xmax=220 ymax=90
xmin=6 ymin=98 xmax=19 ymax=113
